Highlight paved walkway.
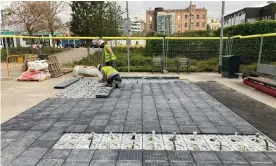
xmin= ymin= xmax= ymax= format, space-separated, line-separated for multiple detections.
xmin=55 ymin=48 xmax=97 ymax=67
xmin=1 ymin=72 xmax=276 ymax=123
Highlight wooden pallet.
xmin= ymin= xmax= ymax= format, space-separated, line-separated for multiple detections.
xmin=47 ymin=56 xmax=63 ymax=78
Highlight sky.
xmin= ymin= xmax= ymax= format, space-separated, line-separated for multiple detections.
xmin=0 ymin=1 xmax=269 ymax=24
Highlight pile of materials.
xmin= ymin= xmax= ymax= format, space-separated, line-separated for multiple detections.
xmin=17 ymin=60 xmax=51 ymax=81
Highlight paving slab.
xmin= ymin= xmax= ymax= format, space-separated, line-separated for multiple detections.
xmin=36 ymin=159 xmax=65 ymax=166
xmin=116 ymin=160 xmax=143 ymax=166
xmin=62 ymin=160 xmax=90 ymax=166
xmin=89 ymin=160 xmax=117 ymax=166
xmin=8 ymin=157 xmax=40 ymax=166
xmin=118 ymin=150 xmax=142 ymax=161
xmin=66 ymin=149 xmax=95 ymax=161
xmin=43 ymin=149 xmax=72 ymax=159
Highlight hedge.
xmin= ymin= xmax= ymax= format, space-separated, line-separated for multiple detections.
xmin=214 ymin=20 xmax=276 ymax=36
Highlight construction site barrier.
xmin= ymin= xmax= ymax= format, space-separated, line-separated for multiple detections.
xmin=6 ymin=54 xmax=37 ymax=77
xmin=1 ymin=33 xmax=276 ymax=40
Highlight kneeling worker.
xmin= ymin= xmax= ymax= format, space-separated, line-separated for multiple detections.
xmin=97 ymin=64 xmax=122 ymax=88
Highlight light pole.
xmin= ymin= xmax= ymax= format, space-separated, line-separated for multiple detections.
xmin=218 ymin=1 xmax=225 ymax=74
xmin=126 ymin=1 xmax=130 ymax=72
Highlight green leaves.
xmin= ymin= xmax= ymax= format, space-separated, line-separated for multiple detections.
xmin=70 ymin=1 xmax=122 ymax=37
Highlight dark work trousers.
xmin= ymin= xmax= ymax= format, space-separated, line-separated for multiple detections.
xmin=107 ymin=74 xmax=121 ymax=85
xmin=105 ymin=60 xmax=116 ymax=68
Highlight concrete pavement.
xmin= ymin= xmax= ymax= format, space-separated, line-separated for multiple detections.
xmin=1 ymin=72 xmax=275 ymax=123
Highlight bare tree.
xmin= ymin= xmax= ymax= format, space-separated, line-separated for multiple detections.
xmin=6 ymin=2 xmax=45 ymax=36
xmin=41 ymin=1 xmax=67 ymax=47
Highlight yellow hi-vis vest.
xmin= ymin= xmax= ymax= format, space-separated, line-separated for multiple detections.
xmin=102 ymin=66 xmax=118 ymax=79
xmin=104 ymin=45 xmax=116 ymax=62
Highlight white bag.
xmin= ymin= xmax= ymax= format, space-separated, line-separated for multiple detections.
xmin=73 ymin=65 xmax=102 ymax=77
xmin=28 ymin=60 xmax=48 ymax=71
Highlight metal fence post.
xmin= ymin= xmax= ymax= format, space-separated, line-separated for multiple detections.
xmin=163 ymin=36 xmax=165 ymax=72
xmin=5 ymin=38 xmax=10 ymax=77
xmin=126 ymin=1 xmax=130 ymax=72
xmin=218 ymin=1 xmax=225 ymax=74
xmin=257 ymin=36 xmax=263 ymax=65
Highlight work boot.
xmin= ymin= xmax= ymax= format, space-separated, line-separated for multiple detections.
xmin=112 ymin=81 xmax=121 ymax=88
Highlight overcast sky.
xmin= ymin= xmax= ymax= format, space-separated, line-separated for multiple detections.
xmin=0 ymin=1 xmax=269 ymax=23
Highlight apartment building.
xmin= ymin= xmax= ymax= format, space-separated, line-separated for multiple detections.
xmin=130 ymin=17 xmax=146 ymax=34
xmin=146 ymin=5 xmax=208 ymax=34
xmin=224 ymin=3 xmax=276 ymax=27
xmin=207 ymin=18 xmax=221 ymax=30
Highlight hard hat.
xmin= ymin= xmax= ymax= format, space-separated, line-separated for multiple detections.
xmin=97 ymin=64 xmax=102 ymax=71
xmin=98 ymin=39 xmax=105 ymax=46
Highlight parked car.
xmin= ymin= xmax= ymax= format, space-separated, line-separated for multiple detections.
xmin=61 ymin=40 xmax=84 ymax=48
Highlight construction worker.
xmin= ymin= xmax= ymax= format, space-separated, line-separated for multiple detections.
xmin=98 ymin=39 xmax=116 ymax=68
xmin=97 ymin=64 xmax=122 ymax=88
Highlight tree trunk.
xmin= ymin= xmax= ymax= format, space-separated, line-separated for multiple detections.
xmin=87 ymin=39 xmax=91 ymax=65
xmin=51 ymin=30 xmax=55 ymax=48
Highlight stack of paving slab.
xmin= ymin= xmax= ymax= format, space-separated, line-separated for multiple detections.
xmin=54 ymin=77 xmax=81 ymax=89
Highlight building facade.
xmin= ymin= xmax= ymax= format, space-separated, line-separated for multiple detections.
xmin=146 ymin=5 xmax=208 ymax=34
xmin=224 ymin=3 xmax=276 ymax=27
xmin=207 ymin=18 xmax=221 ymax=30
xmin=130 ymin=17 xmax=146 ymax=34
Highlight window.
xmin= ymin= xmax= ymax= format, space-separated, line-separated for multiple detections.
xmin=185 ymin=23 xmax=187 ymax=27
xmin=178 ymin=24 xmax=181 ymax=28
xmin=197 ymin=15 xmax=199 ymax=19
xmin=185 ymin=15 xmax=187 ymax=19
xmin=202 ymin=22 xmax=205 ymax=27
xmin=178 ymin=16 xmax=180 ymax=20
xmin=202 ymin=14 xmax=206 ymax=19
xmin=196 ymin=22 xmax=199 ymax=27
xmin=149 ymin=16 xmax=152 ymax=22
xmin=150 ymin=24 xmax=152 ymax=29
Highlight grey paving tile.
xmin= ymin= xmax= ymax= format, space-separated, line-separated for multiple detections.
xmin=143 ymin=160 xmax=169 ymax=166
xmin=43 ymin=149 xmax=72 ymax=159
xmin=217 ymin=126 xmax=239 ymax=134
xmin=1 ymin=139 xmax=15 ymax=149
xmin=29 ymin=123 xmax=52 ymax=131
xmin=169 ymin=161 xmax=196 ymax=166
xmin=196 ymin=162 xmax=223 ymax=166
xmin=38 ymin=131 xmax=63 ymax=140
xmin=1 ymin=131 xmax=25 ymax=139
xmin=7 ymin=137 xmax=36 ymax=148
xmin=30 ymin=140 xmax=56 ymax=149
xmin=85 ymin=126 xmax=106 ymax=133
xmin=92 ymin=150 xmax=118 ymax=160
xmin=191 ymin=151 xmax=220 ymax=162
xmin=89 ymin=160 xmax=116 ymax=166
xmin=199 ymin=127 xmax=220 ymax=134
xmin=1 ymin=154 xmax=17 ymax=166
xmin=67 ymin=149 xmax=95 ymax=161
xmin=65 ymin=125 xmax=88 ymax=133
xmin=20 ymin=148 xmax=48 ymax=159
xmin=118 ymin=150 xmax=142 ymax=161
xmin=143 ymin=150 xmax=168 ymax=161
xmin=241 ymin=152 xmax=274 ymax=163
xmin=265 ymin=152 xmax=276 ymax=163
xmin=116 ymin=160 xmax=142 ymax=166
xmin=62 ymin=160 xmax=90 ymax=166
xmin=167 ymin=151 xmax=194 ymax=161
xmin=250 ymin=163 xmax=276 ymax=166
xmin=8 ymin=157 xmax=40 ymax=166
xmin=216 ymin=151 xmax=247 ymax=163
xmin=222 ymin=163 xmax=250 ymax=166
xmin=36 ymin=159 xmax=65 ymax=166
xmin=179 ymin=126 xmax=200 ymax=134
xmin=54 ymin=120 xmax=74 ymax=126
